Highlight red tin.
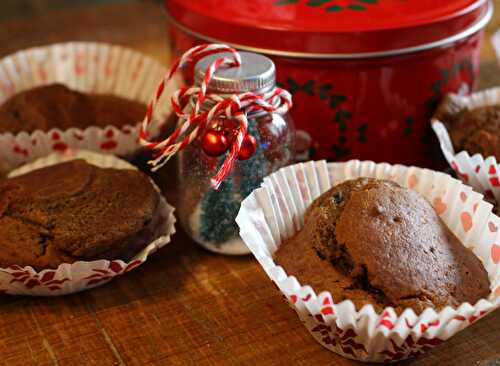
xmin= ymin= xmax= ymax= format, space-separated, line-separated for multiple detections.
xmin=165 ymin=0 xmax=492 ymax=166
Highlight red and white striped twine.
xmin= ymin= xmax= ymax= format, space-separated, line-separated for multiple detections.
xmin=139 ymin=43 xmax=292 ymax=189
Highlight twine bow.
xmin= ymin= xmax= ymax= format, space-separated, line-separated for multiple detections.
xmin=139 ymin=44 xmax=292 ymax=189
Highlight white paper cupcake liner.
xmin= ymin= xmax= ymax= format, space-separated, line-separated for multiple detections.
xmin=432 ymin=88 xmax=500 ymax=206
xmin=236 ymin=160 xmax=500 ymax=363
xmin=0 ymin=150 xmax=176 ymax=296
xmin=0 ymin=42 xmax=177 ymax=170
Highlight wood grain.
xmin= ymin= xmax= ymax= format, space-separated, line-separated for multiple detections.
xmin=0 ymin=2 xmax=498 ymax=365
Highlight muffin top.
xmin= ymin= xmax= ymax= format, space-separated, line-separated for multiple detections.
xmin=275 ymin=178 xmax=490 ymax=314
xmin=0 ymin=84 xmax=146 ymax=134
xmin=443 ymin=105 xmax=500 ymax=159
xmin=0 ymin=160 xmax=161 ymax=270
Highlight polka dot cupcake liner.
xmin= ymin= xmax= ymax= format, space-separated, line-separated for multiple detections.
xmin=0 ymin=150 xmax=176 ymax=296
xmin=0 ymin=42 xmax=177 ymax=171
xmin=236 ymin=160 xmax=500 ymax=363
xmin=432 ymin=87 xmax=500 ymax=207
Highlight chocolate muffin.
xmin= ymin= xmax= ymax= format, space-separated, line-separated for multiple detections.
xmin=0 ymin=84 xmax=146 ymax=134
xmin=0 ymin=160 xmax=163 ymax=270
xmin=275 ymin=178 xmax=490 ymax=314
xmin=439 ymin=104 xmax=500 ymax=159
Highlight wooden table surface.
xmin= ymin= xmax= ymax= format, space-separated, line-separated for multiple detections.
xmin=0 ymin=2 xmax=499 ymax=365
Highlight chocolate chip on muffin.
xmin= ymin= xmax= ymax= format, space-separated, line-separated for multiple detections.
xmin=0 ymin=160 xmax=163 ymax=270
xmin=274 ymin=178 xmax=490 ymax=314
xmin=0 ymin=84 xmax=146 ymax=134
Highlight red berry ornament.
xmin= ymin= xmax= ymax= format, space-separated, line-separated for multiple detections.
xmin=237 ymin=134 xmax=257 ymax=160
xmin=202 ymin=130 xmax=228 ymax=157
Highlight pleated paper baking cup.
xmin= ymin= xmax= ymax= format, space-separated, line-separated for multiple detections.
xmin=0 ymin=150 xmax=176 ymax=296
xmin=432 ymin=88 xmax=500 ymax=206
xmin=236 ymin=160 xmax=500 ymax=363
xmin=0 ymin=42 xmax=176 ymax=170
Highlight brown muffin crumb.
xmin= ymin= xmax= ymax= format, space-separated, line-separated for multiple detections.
xmin=274 ymin=178 xmax=490 ymax=314
xmin=442 ymin=105 xmax=500 ymax=159
xmin=0 ymin=84 xmax=146 ymax=134
xmin=0 ymin=160 xmax=163 ymax=270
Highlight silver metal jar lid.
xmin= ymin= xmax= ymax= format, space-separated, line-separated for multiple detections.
xmin=194 ymin=51 xmax=275 ymax=94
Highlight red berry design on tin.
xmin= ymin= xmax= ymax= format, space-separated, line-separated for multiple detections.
xmin=489 ymin=165 xmax=497 ymax=175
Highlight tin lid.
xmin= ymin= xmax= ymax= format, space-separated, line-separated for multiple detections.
xmin=194 ymin=52 xmax=276 ymax=93
xmin=166 ymin=0 xmax=491 ymax=58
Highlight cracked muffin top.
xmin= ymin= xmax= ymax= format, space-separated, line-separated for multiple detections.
xmin=0 ymin=83 xmax=146 ymax=134
xmin=0 ymin=159 xmax=162 ymax=270
xmin=274 ymin=178 xmax=490 ymax=314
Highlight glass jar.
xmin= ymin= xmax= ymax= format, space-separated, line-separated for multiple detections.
xmin=176 ymin=52 xmax=294 ymax=255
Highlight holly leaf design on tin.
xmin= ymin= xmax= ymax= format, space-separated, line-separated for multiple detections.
xmin=319 ymin=84 xmax=332 ymax=100
xmin=307 ymin=0 xmax=331 ymax=6
xmin=286 ymin=78 xmax=300 ymax=94
xmin=332 ymin=144 xmax=350 ymax=158
xmin=358 ymin=123 xmax=368 ymax=143
xmin=276 ymin=0 xmax=379 ymax=11
xmin=335 ymin=109 xmax=351 ymax=123
xmin=329 ymin=94 xmax=347 ymax=109
xmin=274 ymin=0 xmax=299 ymax=5
xmin=302 ymin=80 xmax=315 ymax=95
xmin=348 ymin=4 xmax=366 ymax=10
xmin=280 ymin=76 xmax=351 ymax=160
xmin=326 ymin=5 xmax=343 ymax=11
xmin=404 ymin=116 xmax=414 ymax=136
xmin=285 ymin=78 xmax=315 ymax=96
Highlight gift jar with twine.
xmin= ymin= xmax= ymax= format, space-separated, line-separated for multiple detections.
xmin=140 ymin=44 xmax=294 ymax=255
